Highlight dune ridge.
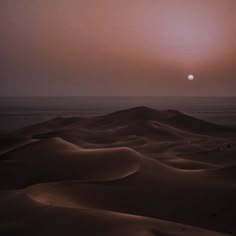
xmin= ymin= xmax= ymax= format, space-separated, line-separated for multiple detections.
xmin=0 ymin=107 xmax=236 ymax=236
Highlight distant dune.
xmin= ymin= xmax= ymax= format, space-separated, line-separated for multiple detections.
xmin=0 ymin=107 xmax=236 ymax=236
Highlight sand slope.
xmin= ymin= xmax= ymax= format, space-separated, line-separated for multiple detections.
xmin=0 ymin=107 xmax=236 ymax=236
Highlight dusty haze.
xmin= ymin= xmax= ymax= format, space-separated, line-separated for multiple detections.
xmin=0 ymin=0 xmax=236 ymax=96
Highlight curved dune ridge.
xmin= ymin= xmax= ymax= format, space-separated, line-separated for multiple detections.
xmin=0 ymin=137 xmax=141 ymax=188
xmin=0 ymin=107 xmax=236 ymax=236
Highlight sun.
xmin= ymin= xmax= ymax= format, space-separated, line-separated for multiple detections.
xmin=188 ymin=74 xmax=194 ymax=81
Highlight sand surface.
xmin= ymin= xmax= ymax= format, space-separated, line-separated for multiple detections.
xmin=0 ymin=106 xmax=236 ymax=236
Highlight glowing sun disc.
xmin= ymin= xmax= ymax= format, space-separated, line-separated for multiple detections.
xmin=188 ymin=74 xmax=194 ymax=80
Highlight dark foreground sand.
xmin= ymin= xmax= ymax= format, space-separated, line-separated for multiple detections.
xmin=1 ymin=107 xmax=236 ymax=236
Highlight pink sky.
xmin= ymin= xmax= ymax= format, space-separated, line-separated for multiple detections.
xmin=0 ymin=0 xmax=236 ymax=96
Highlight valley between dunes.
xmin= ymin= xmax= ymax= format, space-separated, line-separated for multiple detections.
xmin=1 ymin=107 xmax=236 ymax=236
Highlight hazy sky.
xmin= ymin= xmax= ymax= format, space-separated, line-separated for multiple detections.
xmin=0 ymin=0 xmax=236 ymax=96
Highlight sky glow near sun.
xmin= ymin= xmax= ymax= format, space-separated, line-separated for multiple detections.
xmin=142 ymin=1 xmax=235 ymax=69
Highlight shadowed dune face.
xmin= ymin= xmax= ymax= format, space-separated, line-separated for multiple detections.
xmin=0 ymin=107 xmax=236 ymax=236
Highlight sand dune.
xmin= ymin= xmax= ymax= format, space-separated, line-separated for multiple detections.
xmin=0 ymin=137 xmax=141 ymax=188
xmin=0 ymin=107 xmax=236 ymax=235
xmin=0 ymin=190 xmax=226 ymax=236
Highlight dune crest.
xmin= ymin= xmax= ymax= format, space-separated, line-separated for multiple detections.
xmin=0 ymin=137 xmax=141 ymax=188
